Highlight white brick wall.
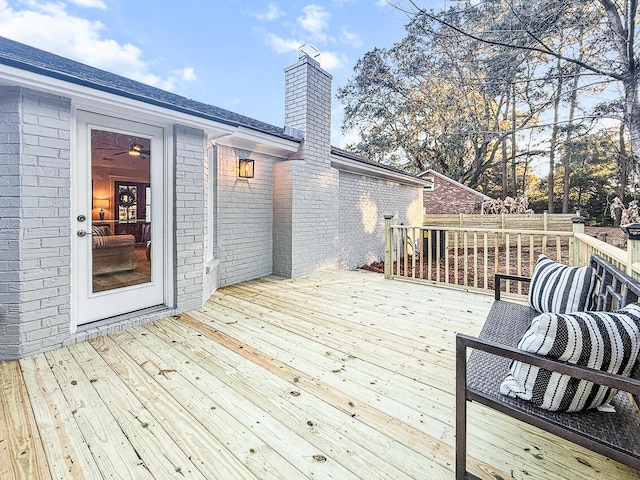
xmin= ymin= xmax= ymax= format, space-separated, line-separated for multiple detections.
xmin=173 ymin=125 xmax=206 ymax=311
xmin=338 ymin=171 xmax=424 ymax=270
xmin=217 ymin=145 xmax=278 ymax=287
xmin=273 ymin=160 xmax=295 ymax=277
xmin=0 ymin=87 xmax=72 ymax=359
xmin=279 ymin=55 xmax=339 ymax=278
xmin=0 ymin=87 xmax=21 ymax=359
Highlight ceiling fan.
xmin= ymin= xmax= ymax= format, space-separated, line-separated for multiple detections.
xmin=113 ymin=143 xmax=151 ymax=159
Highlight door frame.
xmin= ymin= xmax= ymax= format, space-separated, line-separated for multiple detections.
xmin=71 ymin=109 xmax=174 ymax=333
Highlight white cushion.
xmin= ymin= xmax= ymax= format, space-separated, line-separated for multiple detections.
xmin=500 ymin=303 xmax=640 ymax=412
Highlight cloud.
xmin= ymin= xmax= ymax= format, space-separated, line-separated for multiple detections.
xmin=225 ymin=98 xmax=241 ymax=108
xmin=265 ymin=32 xmax=301 ymax=54
xmin=376 ymin=0 xmax=389 ymax=7
xmin=127 ymin=66 xmax=197 ymax=92
xmin=179 ymin=67 xmax=197 ymax=82
xmin=340 ymin=27 xmax=362 ymax=48
xmin=319 ymin=51 xmax=348 ymax=71
xmin=297 ymin=4 xmax=330 ymax=40
xmin=264 ymin=33 xmax=344 ymax=71
xmin=0 ymin=0 xmax=195 ymax=91
xmin=252 ymin=3 xmax=284 ymax=21
xmin=259 ymin=4 xmax=356 ymax=72
xmin=67 ymin=0 xmax=107 ymax=9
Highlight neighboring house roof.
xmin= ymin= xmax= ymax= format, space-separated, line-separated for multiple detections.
xmin=417 ymin=169 xmax=491 ymax=200
xmin=0 ymin=35 xmax=299 ymax=142
xmin=331 ymin=147 xmax=432 ymax=187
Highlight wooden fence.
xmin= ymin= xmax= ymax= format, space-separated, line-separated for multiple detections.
xmin=422 ymin=213 xmax=576 ymax=232
xmin=384 ymin=217 xmax=640 ymax=295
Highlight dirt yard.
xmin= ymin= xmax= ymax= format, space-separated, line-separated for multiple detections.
xmin=585 ymin=226 xmax=626 ymax=249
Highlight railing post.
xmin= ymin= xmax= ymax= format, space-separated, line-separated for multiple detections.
xmin=384 ymin=215 xmax=394 ymax=279
xmin=622 ymin=224 xmax=640 ymax=280
xmin=455 ymin=335 xmax=468 ymax=480
xmin=571 ymin=216 xmax=586 ymax=266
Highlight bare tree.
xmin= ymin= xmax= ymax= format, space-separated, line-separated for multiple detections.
xmin=338 ymin=5 xmax=541 ymax=188
xmin=401 ymin=0 xmax=640 ymax=177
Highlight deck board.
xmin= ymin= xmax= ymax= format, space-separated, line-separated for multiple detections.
xmin=189 ymin=302 xmax=457 ymax=449
xmin=107 ymin=330 xmax=299 ymax=480
xmin=149 ymin=318 xmax=425 ymax=480
xmin=0 ymin=359 xmax=51 ymax=480
xmin=124 ymin=322 xmax=360 ymax=479
xmin=89 ymin=334 xmax=261 ymax=480
xmin=45 ymin=346 xmax=156 ymax=479
xmin=1 ymin=269 xmax=639 ymax=479
xmin=19 ymin=354 xmax=102 ymax=480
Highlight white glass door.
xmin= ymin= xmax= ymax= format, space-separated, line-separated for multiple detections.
xmin=73 ymin=111 xmax=165 ymax=326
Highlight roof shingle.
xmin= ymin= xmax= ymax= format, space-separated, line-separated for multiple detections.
xmin=0 ymin=36 xmax=297 ymax=141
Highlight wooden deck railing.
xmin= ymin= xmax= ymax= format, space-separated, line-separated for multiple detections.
xmin=573 ymin=232 xmax=627 ymax=271
xmin=383 ymin=217 xmax=639 ymax=292
xmin=573 ymin=230 xmax=640 ymax=279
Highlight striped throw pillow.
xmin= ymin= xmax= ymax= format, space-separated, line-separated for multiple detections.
xmin=528 ymin=255 xmax=596 ymax=313
xmin=91 ymin=225 xmax=111 ymax=248
xmin=499 ymin=303 xmax=640 ymax=412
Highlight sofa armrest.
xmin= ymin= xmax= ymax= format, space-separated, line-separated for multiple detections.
xmin=456 ymin=333 xmax=640 ymax=397
xmin=494 ymin=273 xmax=531 ymax=300
xmin=93 ymin=233 xmax=135 ymax=249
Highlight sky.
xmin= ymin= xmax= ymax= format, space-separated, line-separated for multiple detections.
xmin=0 ymin=0 xmax=444 ymax=147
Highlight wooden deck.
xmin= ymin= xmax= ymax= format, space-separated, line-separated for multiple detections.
xmin=1 ymin=270 xmax=639 ymax=479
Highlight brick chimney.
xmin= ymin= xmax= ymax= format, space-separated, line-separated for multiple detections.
xmin=273 ymin=53 xmax=339 ymax=277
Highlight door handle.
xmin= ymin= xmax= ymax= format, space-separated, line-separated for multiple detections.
xmin=77 ymin=229 xmax=92 ymax=237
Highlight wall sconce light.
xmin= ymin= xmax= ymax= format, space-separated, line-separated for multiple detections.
xmin=238 ymin=158 xmax=254 ymax=179
xmin=94 ymin=198 xmax=110 ymax=220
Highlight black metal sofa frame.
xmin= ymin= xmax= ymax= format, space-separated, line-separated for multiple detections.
xmin=456 ymin=254 xmax=640 ymax=479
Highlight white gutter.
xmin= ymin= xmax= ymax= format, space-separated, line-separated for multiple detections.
xmin=213 ymin=126 xmax=300 ymax=156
